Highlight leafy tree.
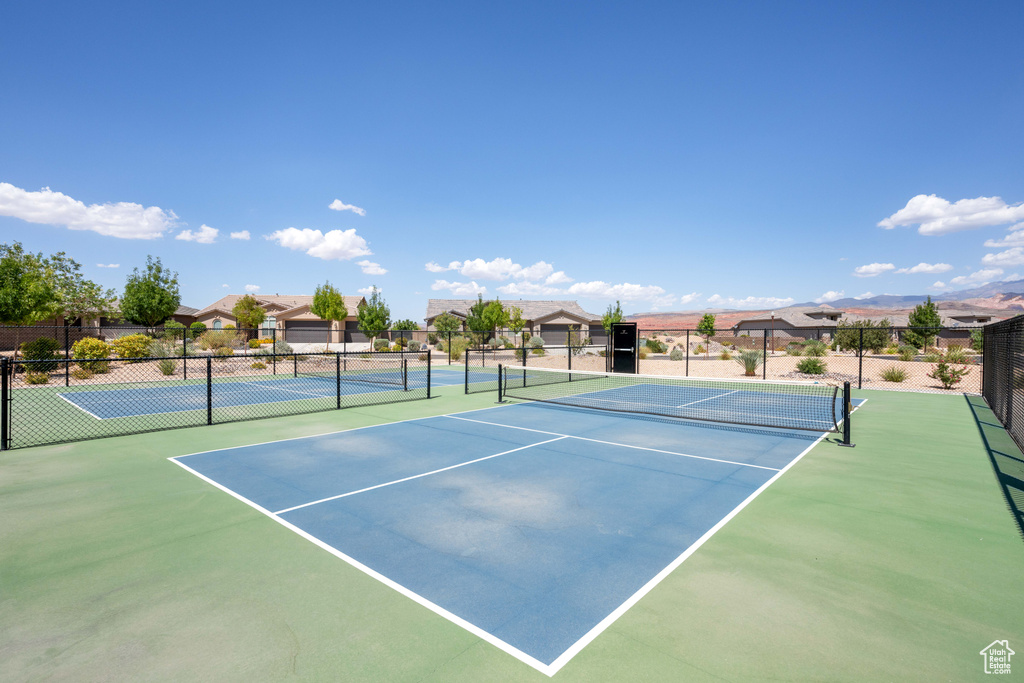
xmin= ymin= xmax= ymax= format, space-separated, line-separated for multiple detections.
xmin=45 ymin=252 xmax=119 ymax=324
xmin=970 ymin=328 xmax=984 ymax=353
xmin=465 ymin=294 xmax=492 ymax=347
xmin=232 ymin=294 xmax=267 ymax=343
xmin=482 ymin=298 xmax=509 ymax=339
xmin=310 ymin=282 xmax=347 ymax=349
xmin=697 ymin=313 xmax=716 ymax=359
xmin=392 ymin=319 xmax=420 ymax=330
xmin=0 ymin=243 xmax=58 ymax=359
xmin=903 ymin=296 xmax=943 ymax=350
xmin=433 ymin=311 xmax=461 ymax=334
xmin=567 ymin=325 xmax=590 ymax=357
xmin=834 ymin=318 xmax=892 ymax=356
xmin=120 ymin=256 xmax=181 ymax=329
xmin=602 ymin=300 xmax=623 ymax=334
xmin=507 ymin=306 xmax=525 ymax=344
xmin=357 ymin=286 xmax=390 ymax=346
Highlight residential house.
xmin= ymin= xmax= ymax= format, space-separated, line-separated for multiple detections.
xmin=424 ymin=299 xmax=606 ymax=344
xmin=194 ymin=294 xmax=366 ymax=343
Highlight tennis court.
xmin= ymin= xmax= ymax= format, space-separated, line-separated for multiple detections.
xmin=170 ymin=374 xmax=863 ymax=674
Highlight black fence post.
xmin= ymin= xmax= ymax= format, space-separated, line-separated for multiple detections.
xmin=858 ymin=327 xmax=864 ymax=390
xmin=685 ymin=330 xmax=689 ymax=377
xmin=206 ymin=356 xmax=213 ymax=426
xmin=403 ymin=358 xmax=409 ymax=392
xmin=293 ymin=354 xmax=298 ymax=378
xmin=464 ymin=347 xmax=469 ymax=394
xmin=497 ymin=363 xmax=504 ymax=403
xmin=979 ymin=326 xmax=985 ymax=396
xmin=336 ymin=352 xmax=341 ymax=410
xmin=762 ymin=329 xmax=767 ymax=380
xmin=426 ymin=350 xmax=432 ymax=399
xmin=64 ymin=326 xmax=70 ymax=387
xmin=1 ymin=357 xmax=8 ymax=451
xmin=272 ymin=327 xmax=277 ymax=375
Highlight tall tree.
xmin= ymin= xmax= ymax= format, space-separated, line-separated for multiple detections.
xmin=432 ymin=311 xmax=461 ymax=334
xmin=357 ymin=286 xmax=390 ymax=347
xmin=507 ymin=306 xmax=525 ymax=344
xmin=602 ymin=300 xmax=623 ymax=334
xmin=0 ymin=243 xmax=57 ymax=359
xmin=120 ymin=256 xmax=181 ymax=329
xmin=904 ymin=296 xmax=942 ymax=350
xmin=834 ymin=318 xmax=891 ymax=356
xmin=465 ymin=294 xmax=490 ymax=347
xmin=46 ymin=252 xmax=119 ymax=324
xmin=232 ymin=294 xmax=267 ymax=342
xmin=481 ymin=298 xmax=509 ymax=340
xmin=697 ymin=313 xmax=716 ymax=359
xmin=310 ymin=282 xmax=347 ymax=349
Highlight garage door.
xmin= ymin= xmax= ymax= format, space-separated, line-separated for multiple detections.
xmin=284 ymin=320 xmax=330 ymax=343
xmin=344 ymin=321 xmax=368 ymax=343
xmin=588 ymin=326 xmax=609 ymax=346
xmin=539 ymin=324 xmax=573 ymax=345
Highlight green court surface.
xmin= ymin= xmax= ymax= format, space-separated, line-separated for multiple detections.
xmin=1 ymin=385 xmax=1022 ymax=681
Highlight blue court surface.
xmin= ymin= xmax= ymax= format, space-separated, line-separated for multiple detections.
xmin=170 ymin=398 xmax=858 ymax=674
xmin=56 ymin=367 xmax=476 ymax=420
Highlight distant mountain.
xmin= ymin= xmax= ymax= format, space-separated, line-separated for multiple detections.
xmin=824 ymin=279 xmax=1024 ymax=309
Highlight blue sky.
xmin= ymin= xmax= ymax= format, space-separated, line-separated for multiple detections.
xmin=1 ymin=1 xmax=1022 ymax=321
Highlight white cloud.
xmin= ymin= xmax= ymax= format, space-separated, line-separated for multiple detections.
xmin=358 ymin=260 xmax=388 ymax=275
xmin=266 ymin=227 xmax=371 ymax=261
xmin=983 ymin=223 xmax=1024 ymax=248
xmin=357 ymin=286 xmax=375 ymax=296
xmin=566 ymin=281 xmax=669 ymax=302
xmin=230 ymin=230 xmax=250 ymax=240
xmin=545 ymin=271 xmax=573 ymax=285
xmin=981 ymin=247 xmax=1024 ymax=268
xmin=430 ymin=279 xmax=487 ymax=296
xmin=676 ymin=292 xmax=702 ymax=305
xmin=328 ymin=199 xmax=366 ymax=216
xmin=96 ymin=263 xmax=119 ymax=268
xmin=424 ymin=257 xmax=562 ymax=282
xmin=424 ymin=261 xmax=449 ymax=273
xmin=854 ymin=292 xmax=875 ymax=299
xmin=894 ymin=262 xmax=954 ymax=275
xmin=706 ymin=294 xmax=796 ymax=309
xmin=814 ymin=290 xmax=844 ymax=303
xmin=949 ymin=268 xmax=1004 ymax=287
xmin=0 ymin=182 xmax=177 ymax=239
xmin=878 ymin=194 xmax=1024 ymax=235
xmin=497 ymin=281 xmax=562 ymax=296
xmin=175 ymin=224 xmax=218 ymax=244
xmin=245 ymin=284 xmax=260 ymax=293
xmin=222 ymin=283 xmax=230 ymax=288
xmin=931 ymin=281 xmax=950 ymax=290
xmin=853 ymin=262 xmax=895 ymax=277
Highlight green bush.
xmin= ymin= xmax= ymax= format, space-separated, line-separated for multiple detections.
xmin=407 ymin=341 xmax=422 ymax=352
xmin=395 ymin=336 xmax=409 ymax=349
xmin=970 ymin=328 xmax=984 ymax=353
xmin=529 ymin=336 xmax=545 ymax=349
xmin=694 ymin=344 xmax=705 ymax=355
xmin=531 ymin=347 xmax=545 ymax=356
xmin=70 ymin=366 xmax=93 ymax=380
xmin=373 ymin=339 xmax=391 ymax=352
xmin=224 ymin=324 xmax=236 ymax=330
xmin=803 ymin=340 xmax=828 ymax=357
xmin=251 ymin=361 xmax=267 ymax=370
xmin=928 ymin=359 xmax=970 ymax=389
xmin=248 ymin=339 xmax=262 ymax=349
xmin=157 ymin=358 xmax=177 ymax=375
xmin=796 ymin=357 xmax=827 ymax=375
xmin=197 ymin=330 xmax=238 ymax=351
xmin=880 ymin=366 xmax=907 ymax=382
xmin=448 ymin=337 xmax=469 ymax=361
xmin=72 ymin=337 xmax=111 ymax=373
xmin=733 ymin=350 xmax=764 ymax=376
xmin=898 ymin=345 xmax=917 ymax=362
xmin=24 ymin=370 xmax=50 ymax=384
xmin=427 ymin=332 xmax=439 ymax=345
xmin=719 ymin=350 xmax=732 ymax=360
xmin=670 ymin=348 xmax=684 ymax=361
xmin=111 ymin=334 xmax=153 ymax=361
xmin=645 ymin=338 xmax=667 ymax=353
xmin=20 ymin=337 xmax=61 ymax=372
xmin=435 ymin=339 xmax=446 ymax=352
xmin=273 ymin=340 xmax=293 ymax=355
xmin=189 ymin=321 xmax=207 ymax=338
xmin=922 ymin=352 xmax=942 ymax=363
xmin=637 ymin=347 xmax=648 ymax=360
xmin=214 ymin=347 xmax=234 ymax=357
xmin=944 ymin=344 xmax=968 ymax=364
xmin=163 ymin=320 xmax=185 ymax=340
xmin=786 ymin=343 xmax=803 ymax=356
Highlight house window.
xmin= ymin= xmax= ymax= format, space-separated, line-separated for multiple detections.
xmin=262 ymin=316 xmax=276 ymax=336
xmin=213 ymin=319 xmax=222 ymax=330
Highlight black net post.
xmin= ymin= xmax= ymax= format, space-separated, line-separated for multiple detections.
xmin=497 ymin=363 xmax=504 ymax=403
xmin=427 ymin=350 xmax=431 ymax=399
xmin=839 ymin=381 xmax=855 ymax=447
xmin=206 ymin=356 xmax=213 ymax=426
xmin=685 ymin=330 xmax=689 ymax=377
xmin=64 ymin=325 xmax=70 ymax=387
xmin=272 ymin=327 xmax=277 ymax=375
xmin=403 ymin=358 xmax=409 ymax=392
xmin=293 ymin=354 xmax=298 ymax=378
xmin=465 ymin=347 xmax=469 ymax=394
xmin=1 ymin=357 xmax=8 ymax=451
xmin=336 ymin=352 xmax=342 ymax=409
xmin=762 ymin=330 xmax=767 ymax=380
xmin=182 ymin=327 xmax=188 ymax=380
xmin=858 ymin=327 xmax=864 ymax=389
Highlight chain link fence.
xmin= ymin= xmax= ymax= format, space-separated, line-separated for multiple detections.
xmin=983 ymin=317 xmax=1024 ymax=451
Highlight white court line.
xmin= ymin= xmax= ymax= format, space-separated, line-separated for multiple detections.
xmin=273 ymin=436 xmax=568 ymax=514
xmin=56 ymin=392 xmax=104 ymax=420
xmin=675 ymin=388 xmax=741 ymax=408
xmin=444 ymin=414 xmax=781 ymax=472
xmin=234 ymin=380 xmax=328 ymax=399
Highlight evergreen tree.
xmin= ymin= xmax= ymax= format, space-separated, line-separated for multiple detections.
xmin=357 ymin=286 xmax=390 ymax=346
xmin=904 ymin=297 xmax=942 ymax=350
xmin=120 ymin=256 xmax=180 ymax=329
xmin=310 ymin=282 xmax=347 ymax=349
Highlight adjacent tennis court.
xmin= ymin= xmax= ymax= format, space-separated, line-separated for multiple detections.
xmin=171 ymin=380 xmax=863 ymax=674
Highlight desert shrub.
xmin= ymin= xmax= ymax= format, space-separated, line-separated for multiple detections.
xmin=251 ymin=361 xmax=267 ymax=370
xmin=665 ymin=337 xmax=674 ymax=343
xmin=944 ymin=344 xmax=968 ymax=364
xmin=258 ymin=337 xmax=274 ymax=345
xmin=645 ymin=338 xmax=667 ymax=353
xmin=499 ymin=335 xmax=511 ymax=346
xmin=734 ymin=350 xmax=764 ymax=376
xmin=20 ymin=337 xmax=61 ymax=372
xmin=521 ymin=331 xmax=531 ymax=343
xmin=72 ymin=337 xmax=111 ymax=372
xmin=970 ymin=328 xmax=984 ymax=353
xmin=883 ymin=342 xmax=900 ymax=355
xmin=70 ymin=366 xmax=93 ymax=380
xmin=373 ymin=339 xmax=390 ymax=352
xmin=214 ymin=347 xmax=234 ymax=357
xmin=427 ymin=332 xmax=438 ymax=345
xmin=157 ymin=358 xmax=177 ymax=375
xmin=407 ymin=341 xmax=422 ymax=352
xmin=796 ymin=357 xmax=827 ymax=375
xmin=880 ymin=366 xmax=908 ymax=382
xmin=786 ymin=343 xmax=803 ymax=356
xmin=694 ymin=344 xmax=706 ymax=355
xmin=435 ymin=339 xmax=446 ymax=352
xmin=111 ymin=334 xmax=153 ymax=361
xmin=24 ymin=370 xmax=50 ymax=384
xmin=488 ymin=337 xmax=501 ymax=349
xmin=670 ymin=348 xmax=684 ymax=361
xmin=803 ymin=340 xmax=828 ymax=357
xmin=148 ymin=339 xmax=176 ymax=358
xmin=273 ymin=340 xmax=293 ymax=355
xmin=198 ymin=330 xmax=238 ymax=351
xmin=532 ymin=347 xmax=546 ymax=356
xmin=898 ymin=345 xmax=917 ymax=362
xmin=514 ymin=348 xmax=526 ymax=361
xmin=922 ymin=352 xmax=942 ymax=363
xmin=189 ymin=321 xmax=207 ymax=338
xmin=248 ymin=339 xmax=262 ymax=349
xmin=360 ymin=353 xmax=371 ymax=359
xmin=928 ymin=359 xmax=970 ymax=389
xmin=395 ymin=336 xmax=409 ymax=349
xmin=224 ymin=324 xmax=236 ymax=330
xmin=448 ymin=337 xmax=469 ymax=361
xmin=637 ymin=347 xmax=648 ymax=360
xmin=719 ymin=350 xmax=732 ymax=360
xmin=163 ymin=320 xmax=185 ymax=340
xmin=529 ymin=336 xmax=545 ymax=349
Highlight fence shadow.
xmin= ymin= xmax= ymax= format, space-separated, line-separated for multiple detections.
xmin=965 ymin=394 xmax=1024 ymax=542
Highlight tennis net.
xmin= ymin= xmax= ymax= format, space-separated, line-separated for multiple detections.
xmin=499 ymin=365 xmax=842 ymax=433
xmin=296 ymin=354 xmax=408 ymax=389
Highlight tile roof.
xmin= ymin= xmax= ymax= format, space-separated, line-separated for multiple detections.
xmin=424 ymin=299 xmax=601 ymax=322
xmin=197 ymin=294 xmax=364 ymax=316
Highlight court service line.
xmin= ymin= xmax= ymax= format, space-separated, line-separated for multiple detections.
xmin=443 ymin=414 xmax=781 ymax=472
xmin=675 ymin=388 xmax=741 ymax=408
xmin=273 ymin=436 xmax=569 ymax=515
xmin=235 ymin=380 xmax=328 ymax=399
